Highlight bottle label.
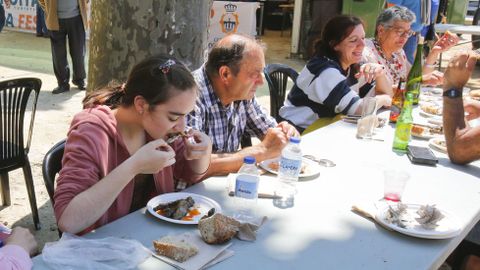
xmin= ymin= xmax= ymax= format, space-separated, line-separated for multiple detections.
xmin=393 ymin=122 xmax=413 ymax=150
xmin=278 ymin=156 xmax=302 ymax=179
xmin=389 ymin=105 xmax=401 ymax=122
xmin=235 ymin=174 xmax=259 ymax=200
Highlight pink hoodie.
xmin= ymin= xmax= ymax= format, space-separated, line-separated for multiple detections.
xmin=54 ymin=105 xmax=205 ymax=234
xmin=0 ymin=245 xmax=32 ymax=270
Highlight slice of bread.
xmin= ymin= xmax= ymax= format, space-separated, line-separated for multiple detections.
xmin=153 ymin=236 xmax=198 ymax=262
xmin=198 ymin=213 xmax=240 ymax=244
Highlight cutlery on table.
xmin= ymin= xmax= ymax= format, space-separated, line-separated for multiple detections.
xmin=303 ymin=155 xmax=336 ymax=167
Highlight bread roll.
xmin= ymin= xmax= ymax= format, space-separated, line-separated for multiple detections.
xmin=153 ymin=236 xmax=198 ymax=262
xmin=198 ymin=213 xmax=240 ymax=244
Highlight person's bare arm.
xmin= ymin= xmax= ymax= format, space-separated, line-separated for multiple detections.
xmin=4 ymin=227 xmax=37 ymax=256
xmin=58 ymin=139 xmax=176 ymax=233
xmin=423 ymin=31 xmax=459 ymax=74
xmin=203 ymin=127 xmax=288 ymax=177
xmin=443 ymin=53 xmax=480 ymax=164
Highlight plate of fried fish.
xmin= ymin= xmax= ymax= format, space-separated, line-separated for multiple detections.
xmin=147 ymin=192 xmax=222 ymax=225
xmin=259 ymin=157 xmax=320 ymax=178
xmin=411 ymin=124 xmax=443 ymax=140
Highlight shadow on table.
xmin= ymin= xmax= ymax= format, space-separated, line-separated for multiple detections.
xmin=437 ymin=157 xmax=480 ymax=179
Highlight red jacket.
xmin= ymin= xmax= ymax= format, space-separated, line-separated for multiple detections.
xmin=54 ymin=105 xmax=205 ymax=234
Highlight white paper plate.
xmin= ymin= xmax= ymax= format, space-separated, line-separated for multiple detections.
xmin=412 ymin=132 xmax=440 ymax=140
xmin=429 ymin=138 xmax=447 ymax=153
xmin=146 ymin=192 xmax=221 ymax=225
xmin=421 ymin=87 xmax=443 ymax=96
xmin=421 ymin=87 xmax=470 ymax=96
xmin=419 ymin=94 xmax=442 ymax=103
xmin=427 ymin=118 xmax=443 ymax=126
xmin=419 ymin=109 xmax=442 ymax=119
xmin=375 ymin=204 xmax=461 ymax=239
xmin=259 ymin=157 xmax=320 ymax=178
xmin=411 ymin=125 xmax=443 ymax=140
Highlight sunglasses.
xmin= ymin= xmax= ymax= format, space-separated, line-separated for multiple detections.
xmin=387 ymin=27 xmax=414 ymax=38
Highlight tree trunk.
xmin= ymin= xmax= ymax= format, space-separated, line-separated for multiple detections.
xmin=88 ymin=0 xmax=212 ymax=91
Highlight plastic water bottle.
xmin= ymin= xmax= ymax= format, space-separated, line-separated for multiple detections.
xmin=277 ymin=137 xmax=302 ymax=201
xmin=234 ymin=156 xmax=259 ymax=221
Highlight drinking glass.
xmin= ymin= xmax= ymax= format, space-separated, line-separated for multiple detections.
xmin=383 ymin=169 xmax=410 ymax=202
xmin=356 ymin=97 xmax=378 ymax=139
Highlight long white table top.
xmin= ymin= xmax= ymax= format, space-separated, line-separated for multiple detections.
xmin=33 ymin=112 xmax=480 ymax=270
xmin=435 ymin=23 xmax=480 ymax=35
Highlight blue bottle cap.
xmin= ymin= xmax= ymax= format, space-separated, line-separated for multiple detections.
xmin=289 ymin=137 xmax=301 ymax=144
xmin=243 ymin=156 xmax=256 ymax=164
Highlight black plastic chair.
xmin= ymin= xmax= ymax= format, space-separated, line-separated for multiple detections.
xmin=42 ymin=139 xmax=65 ymax=237
xmin=0 ymin=77 xmax=41 ymax=230
xmin=42 ymin=139 xmax=65 ymax=208
xmin=263 ymin=63 xmax=299 ymax=122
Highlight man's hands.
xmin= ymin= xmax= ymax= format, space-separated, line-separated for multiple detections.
xmin=422 ymin=70 xmax=444 ymax=86
xmin=260 ymin=127 xmax=288 ymax=158
xmin=276 ymin=121 xmax=300 ymax=137
xmin=443 ymin=52 xmax=477 ymax=91
xmin=258 ymin=122 xmax=300 ymax=160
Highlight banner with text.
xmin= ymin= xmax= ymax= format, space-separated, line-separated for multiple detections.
xmin=1 ymin=0 xmax=91 ymax=36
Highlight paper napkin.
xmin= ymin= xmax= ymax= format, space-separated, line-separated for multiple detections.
xmin=152 ymin=232 xmax=233 ymax=270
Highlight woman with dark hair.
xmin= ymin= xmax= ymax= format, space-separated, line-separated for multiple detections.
xmin=279 ymin=15 xmax=392 ymax=132
xmin=54 ymin=55 xmax=212 ymax=235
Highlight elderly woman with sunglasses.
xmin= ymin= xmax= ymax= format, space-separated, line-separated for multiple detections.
xmin=363 ymin=5 xmax=458 ymax=89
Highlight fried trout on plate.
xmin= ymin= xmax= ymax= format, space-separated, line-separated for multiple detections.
xmin=154 ymin=196 xmax=195 ymax=220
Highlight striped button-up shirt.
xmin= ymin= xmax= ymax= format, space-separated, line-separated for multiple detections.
xmin=187 ymin=66 xmax=277 ymax=153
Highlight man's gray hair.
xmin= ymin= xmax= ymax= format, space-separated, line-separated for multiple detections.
xmin=375 ymin=5 xmax=416 ymax=36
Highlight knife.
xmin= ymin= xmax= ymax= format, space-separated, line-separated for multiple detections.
xmin=228 ymin=191 xmax=282 ymax=199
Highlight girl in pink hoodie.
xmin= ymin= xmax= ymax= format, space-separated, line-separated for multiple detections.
xmin=53 ymin=55 xmax=212 ymax=235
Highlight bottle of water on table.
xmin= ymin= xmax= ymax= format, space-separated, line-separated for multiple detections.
xmin=277 ymin=137 xmax=302 ymax=201
xmin=235 ymin=156 xmax=259 ymax=222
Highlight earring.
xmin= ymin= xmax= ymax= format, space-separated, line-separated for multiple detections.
xmin=139 ymin=110 xmax=144 ymax=115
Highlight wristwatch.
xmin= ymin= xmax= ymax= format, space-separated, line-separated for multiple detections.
xmin=443 ymin=88 xmax=462 ymax=98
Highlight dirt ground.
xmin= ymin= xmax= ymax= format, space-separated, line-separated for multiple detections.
xmin=0 ymin=64 xmax=85 ymax=249
xmin=0 ymin=28 xmax=479 ymax=256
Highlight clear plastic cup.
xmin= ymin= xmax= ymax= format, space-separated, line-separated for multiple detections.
xmin=356 ymin=97 xmax=378 ymax=139
xmin=383 ymin=169 xmax=410 ymax=202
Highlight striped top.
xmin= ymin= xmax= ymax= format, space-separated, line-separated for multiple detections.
xmin=279 ymin=56 xmax=373 ymax=129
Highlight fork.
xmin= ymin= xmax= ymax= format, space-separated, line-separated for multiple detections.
xmin=303 ymin=155 xmax=336 ymax=167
